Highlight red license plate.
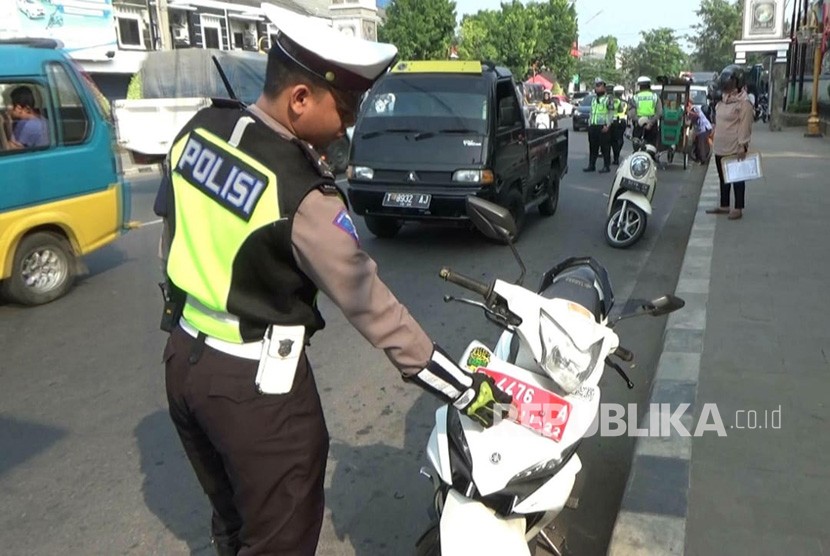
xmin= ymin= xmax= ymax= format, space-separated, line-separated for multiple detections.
xmin=477 ymin=368 xmax=571 ymax=442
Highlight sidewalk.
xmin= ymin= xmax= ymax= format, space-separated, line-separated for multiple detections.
xmin=608 ymin=127 xmax=830 ymax=555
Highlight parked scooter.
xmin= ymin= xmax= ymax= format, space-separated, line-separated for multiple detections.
xmin=754 ymin=93 xmax=769 ymax=123
xmin=415 ymin=196 xmax=685 ymax=555
xmin=604 ymin=120 xmax=659 ymax=248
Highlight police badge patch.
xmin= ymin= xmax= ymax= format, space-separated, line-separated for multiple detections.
xmin=333 ymin=209 xmax=360 ymax=245
xmin=466 ymin=347 xmax=491 ymax=371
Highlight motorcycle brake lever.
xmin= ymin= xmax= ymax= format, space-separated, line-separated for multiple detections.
xmin=443 ymin=295 xmax=490 ymax=312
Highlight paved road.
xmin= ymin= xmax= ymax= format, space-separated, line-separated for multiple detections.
xmin=0 ymin=130 xmax=704 ymax=555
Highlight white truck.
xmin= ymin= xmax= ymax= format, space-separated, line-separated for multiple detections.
xmin=113 ymin=48 xmax=352 ymax=171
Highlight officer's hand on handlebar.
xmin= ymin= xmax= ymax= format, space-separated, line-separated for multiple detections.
xmin=455 ymin=372 xmax=513 ymax=428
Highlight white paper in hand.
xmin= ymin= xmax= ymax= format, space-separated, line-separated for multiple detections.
xmin=723 ymin=152 xmax=763 ymax=183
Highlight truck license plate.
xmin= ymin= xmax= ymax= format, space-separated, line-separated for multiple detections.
xmin=382 ymin=192 xmax=431 ymax=209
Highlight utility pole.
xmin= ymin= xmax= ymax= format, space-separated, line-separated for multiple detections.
xmin=156 ymin=0 xmax=171 ymax=50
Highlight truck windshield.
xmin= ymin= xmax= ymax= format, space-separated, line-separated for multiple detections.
xmin=359 ymin=75 xmax=489 ymax=136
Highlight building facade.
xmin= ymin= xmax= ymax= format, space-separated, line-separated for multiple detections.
xmin=0 ymin=0 xmax=382 ymax=100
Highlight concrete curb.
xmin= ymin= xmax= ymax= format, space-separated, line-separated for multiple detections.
xmin=607 ymin=161 xmax=720 ymax=555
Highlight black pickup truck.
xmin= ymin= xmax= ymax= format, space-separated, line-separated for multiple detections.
xmin=346 ymin=60 xmax=569 ymax=239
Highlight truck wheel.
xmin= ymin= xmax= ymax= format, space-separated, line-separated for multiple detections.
xmin=2 ymin=232 xmax=76 ymax=305
xmin=364 ymin=215 xmax=402 ymax=239
xmin=538 ymin=174 xmax=560 ymax=217
xmin=505 ymin=189 xmax=526 ymax=239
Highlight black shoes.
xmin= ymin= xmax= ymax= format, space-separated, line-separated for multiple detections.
xmin=599 ymin=167 xmax=611 ymax=174
xmin=583 ymin=166 xmax=596 ymax=172
xmin=613 ymin=159 xmax=620 ymax=165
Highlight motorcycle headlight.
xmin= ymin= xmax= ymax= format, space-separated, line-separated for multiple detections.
xmin=538 ymin=309 xmax=603 ymax=393
xmin=629 ymin=155 xmax=651 ymax=179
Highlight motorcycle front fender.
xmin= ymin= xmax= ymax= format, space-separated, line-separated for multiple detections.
xmin=616 ymin=191 xmax=653 ymax=216
xmin=439 ymin=489 xmax=530 ymax=556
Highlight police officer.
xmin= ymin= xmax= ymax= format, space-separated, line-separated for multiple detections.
xmin=584 ymin=77 xmax=613 ymax=173
xmin=610 ymin=85 xmax=628 ymax=165
xmin=629 ymin=76 xmax=663 ymax=148
xmin=156 ymin=5 xmax=512 ymax=555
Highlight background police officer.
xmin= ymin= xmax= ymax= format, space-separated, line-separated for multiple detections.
xmin=584 ymin=77 xmax=614 ymax=173
xmin=156 ymin=5 xmax=511 ymax=555
xmin=611 ymin=84 xmax=628 ymax=165
xmin=629 ymin=76 xmax=663 ymax=148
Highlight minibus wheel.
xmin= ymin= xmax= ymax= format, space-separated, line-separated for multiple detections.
xmin=3 ymin=232 xmax=75 ymax=305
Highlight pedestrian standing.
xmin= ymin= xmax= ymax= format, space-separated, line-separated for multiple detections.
xmin=706 ymin=65 xmax=754 ymax=220
xmin=629 ymin=76 xmax=662 ymax=148
xmin=583 ymin=77 xmax=613 ymax=173
xmin=155 ymin=5 xmax=512 ymax=555
xmin=610 ymin=85 xmax=628 ymax=165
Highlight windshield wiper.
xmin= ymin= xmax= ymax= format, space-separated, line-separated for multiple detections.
xmin=360 ymin=128 xmax=420 ymax=139
xmin=414 ymin=128 xmax=481 ymax=141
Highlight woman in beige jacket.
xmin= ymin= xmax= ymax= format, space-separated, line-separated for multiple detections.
xmin=706 ymin=66 xmax=754 ymax=220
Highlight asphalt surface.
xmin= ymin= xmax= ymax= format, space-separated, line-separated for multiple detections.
xmin=0 ymin=128 xmax=704 ymax=555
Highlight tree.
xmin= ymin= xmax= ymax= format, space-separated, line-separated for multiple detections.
xmin=493 ymin=1 xmax=542 ymax=77
xmin=688 ymin=0 xmax=743 ymax=72
xmin=456 ymin=0 xmax=577 ymax=83
xmin=529 ymin=0 xmax=578 ymax=84
xmin=457 ymin=12 xmax=500 ymax=62
xmin=378 ymin=0 xmax=457 ymax=60
xmin=621 ymin=28 xmax=687 ymax=82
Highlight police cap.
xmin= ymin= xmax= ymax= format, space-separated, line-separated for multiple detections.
xmin=261 ymin=3 xmax=398 ymax=92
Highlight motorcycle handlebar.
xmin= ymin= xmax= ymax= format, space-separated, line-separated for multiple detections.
xmin=439 ymin=268 xmax=491 ymax=298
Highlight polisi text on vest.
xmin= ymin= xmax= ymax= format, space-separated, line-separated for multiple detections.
xmin=177 ymin=133 xmax=267 ymax=221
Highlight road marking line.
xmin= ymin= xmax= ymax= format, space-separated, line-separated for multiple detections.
xmin=138 ymin=218 xmax=163 ymax=227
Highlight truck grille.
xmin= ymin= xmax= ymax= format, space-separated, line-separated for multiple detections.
xmin=373 ymin=170 xmax=453 ymax=184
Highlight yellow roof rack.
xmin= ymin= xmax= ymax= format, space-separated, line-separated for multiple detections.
xmin=391 ymin=60 xmax=483 ymax=74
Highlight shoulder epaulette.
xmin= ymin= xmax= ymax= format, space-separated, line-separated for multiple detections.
xmin=292 ymin=138 xmax=336 ymax=180
xmin=210 ymin=98 xmax=246 ymax=110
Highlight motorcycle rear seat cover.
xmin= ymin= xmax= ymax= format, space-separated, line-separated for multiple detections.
xmin=546 ymin=268 xmax=603 ymax=321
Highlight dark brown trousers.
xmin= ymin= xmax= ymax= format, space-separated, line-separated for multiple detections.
xmin=164 ymin=327 xmax=329 ymax=556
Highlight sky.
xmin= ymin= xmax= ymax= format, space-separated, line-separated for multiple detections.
xmin=454 ymin=0 xmax=702 ymax=51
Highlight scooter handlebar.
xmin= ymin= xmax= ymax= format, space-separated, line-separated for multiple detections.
xmin=439 ymin=268 xmax=491 ymax=298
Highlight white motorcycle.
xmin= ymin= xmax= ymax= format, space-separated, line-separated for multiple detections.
xmin=531 ymin=105 xmax=556 ymax=129
xmin=604 ymin=121 xmax=659 ymax=248
xmin=415 ymin=197 xmax=685 ymax=555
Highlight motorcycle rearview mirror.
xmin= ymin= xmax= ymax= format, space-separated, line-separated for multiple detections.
xmin=610 ymin=294 xmax=685 ymax=326
xmin=466 ymin=196 xmax=526 ymax=286
xmin=643 ymin=294 xmax=686 ymax=316
xmin=466 ymin=196 xmax=516 ymax=241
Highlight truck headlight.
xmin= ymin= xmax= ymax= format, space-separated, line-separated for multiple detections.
xmin=452 ymin=169 xmax=494 ymax=184
xmin=629 ymin=155 xmax=651 ymax=179
xmin=347 ymin=165 xmax=374 ymax=180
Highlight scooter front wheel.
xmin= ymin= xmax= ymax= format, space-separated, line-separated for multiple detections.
xmin=414 ymin=524 xmax=441 ymax=556
xmin=605 ymin=202 xmax=647 ymax=248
